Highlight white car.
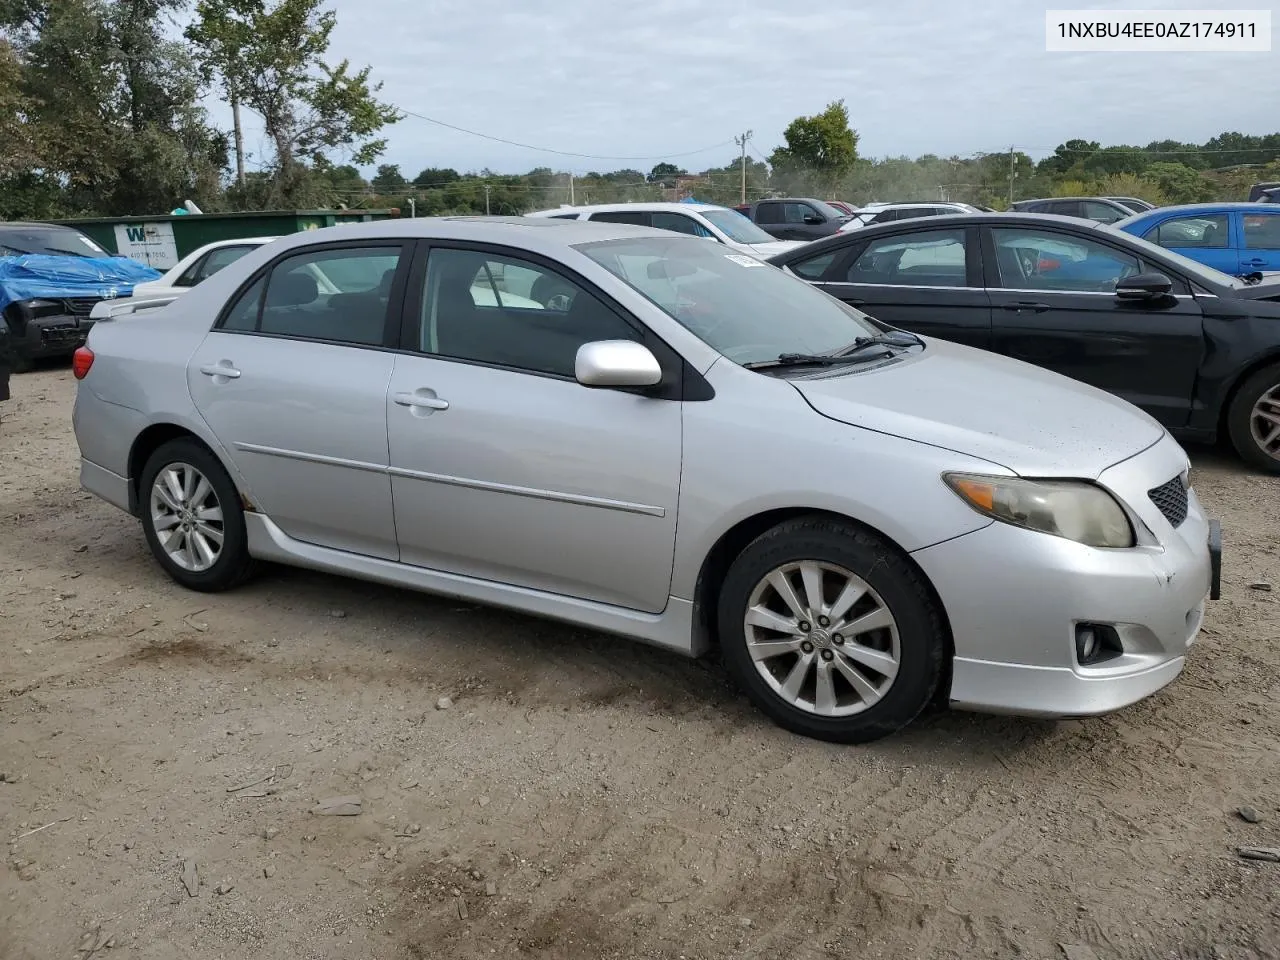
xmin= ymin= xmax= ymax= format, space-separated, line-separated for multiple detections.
xmin=525 ymin=202 xmax=807 ymax=260
xmin=839 ymin=202 xmax=982 ymax=232
xmin=131 ymin=237 xmax=281 ymax=299
xmin=92 ymin=237 xmax=282 ymax=321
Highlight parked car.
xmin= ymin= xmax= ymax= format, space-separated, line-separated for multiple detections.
xmin=73 ymin=216 xmax=1220 ymax=743
xmin=130 ymin=237 xmax=279 ymax=300
xmin=1248 ymin=182 xmax=1280 ymax=203
xmin=734 ymin=198 xmax=853 ymax=241
xmin=825 ymin=200 xmax=860 ymax=217
xmin=767 ymin=212 xmax=1280 ymax=471
xmin=1113 ymin=203 xmax=1280 ymax=279
xmin=839 ymin=202 xmax=982 ymax=231
xmin=0 ymin=222 xmax=160 ymax=370
xmin=524 ymin=202 xmax=805 ymax=259
xmin=1009 ymin=197 xmax=1134 ymax=224
xmin=1104 ymin=196 xmax=1156 ymax=213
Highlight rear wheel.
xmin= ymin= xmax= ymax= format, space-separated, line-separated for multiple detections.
xmin=716 ymin=516 xmax=946 ymax=744
xmin=1226 ymin=363 xmax=1280 ymax=473
xmin=138 ymin=438 xmax=256 ymax=591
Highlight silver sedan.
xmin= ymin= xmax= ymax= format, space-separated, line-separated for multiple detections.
xmin=71 ymin=216 xmax=1221 ymax=742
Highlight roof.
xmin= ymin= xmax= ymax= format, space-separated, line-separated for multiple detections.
xmin=0 ymin=221 xmax=92 ymax=231
xmin=257 ymin=214 xmax=681 ymax=258
xmin=525 ymin=201 xmax=729 ymax=217
xmin=1121 ymin=201 xmax=1278 ymax=215
xmin=765 ymin=212 xmax=1117 ymax=263
xmin=1012 ymin=196 xmax=1129 ymax=204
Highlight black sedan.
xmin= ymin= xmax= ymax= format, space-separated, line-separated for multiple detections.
xmin=766 ymin=212 xmax=1280 ymax=472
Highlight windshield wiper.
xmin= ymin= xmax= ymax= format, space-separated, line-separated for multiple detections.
xmin=743 ymin=332 xmax=922 ymax=370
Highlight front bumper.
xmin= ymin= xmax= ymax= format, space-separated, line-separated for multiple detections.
xmin=9 ymin=312 xmax=96 ymax=361
xmin=912 ymin=434 xmax=1218 ymax=719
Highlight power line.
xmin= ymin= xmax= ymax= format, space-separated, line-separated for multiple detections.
xmin=394 ymin=107 xmax=737 ymax=162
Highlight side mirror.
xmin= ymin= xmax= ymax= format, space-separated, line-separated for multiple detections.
xmin=803 ymin=214 xmax=825 ymax=225
xmin=575 ymin=340 xmax=662 ymax=388
xmin=1115 ymin=272 xmax=1173 ymax=300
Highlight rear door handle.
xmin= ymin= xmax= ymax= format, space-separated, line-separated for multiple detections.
xmin=394 ymin=391 xmax=449 ymax=411
xmin=1001 ymin=302 xmax=1051 ymax=313
xmin=199 ymin=362 xmax=240 ymax=379
xmin=1243 ymin=258 xmax=1267 ymax=266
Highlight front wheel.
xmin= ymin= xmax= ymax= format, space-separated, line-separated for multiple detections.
xmin=1226 ymin=363 xmax=1280 ymax=473
xmin=716 ymin=517 xmax=946 ymax=744
xmin=138 ymin=438 xmax=257 ymax=591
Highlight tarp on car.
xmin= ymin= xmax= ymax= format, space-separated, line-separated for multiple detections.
xmin=0 ymin=254 xmax=162 ymax=314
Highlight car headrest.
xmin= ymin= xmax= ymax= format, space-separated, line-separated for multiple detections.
xmin=266 ymin=272 xmax=318 ymax=307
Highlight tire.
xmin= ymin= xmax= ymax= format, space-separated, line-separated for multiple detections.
xmin=716 ymin=516 xmax=945 ymax=744
xmin=138 ymin=438 xmax=257 ymax=591
xmin=1226 ymin=363 xmax=1280 ymax=474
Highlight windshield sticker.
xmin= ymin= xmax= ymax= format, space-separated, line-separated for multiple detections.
xmin=724 ymin=254 xmax=766 ymax=267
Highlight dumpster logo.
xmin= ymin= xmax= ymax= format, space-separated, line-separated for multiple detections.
xmin=112 ymin=222 xmax=179 ymax=270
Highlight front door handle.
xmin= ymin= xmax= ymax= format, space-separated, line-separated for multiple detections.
xmin=1243 ymin=258 xmax=1267 ymax=266
xmin=199 ymin=362 xmax=241 ymax=379
xmin=394 ymin=391 xmax=449 ymax=411
xmin=1001 ymin=301 xmax=1051 ymax=313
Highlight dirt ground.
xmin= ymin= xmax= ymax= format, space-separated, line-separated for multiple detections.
xmin=1 ymin=366 xmax=1278 ymax=960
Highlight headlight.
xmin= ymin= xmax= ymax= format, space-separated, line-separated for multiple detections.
xmin=943 ymin=472 xmax=1134 ymax=548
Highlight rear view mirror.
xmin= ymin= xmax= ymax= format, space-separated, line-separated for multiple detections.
xmin=575 ymin=340 xmax=662 ymax=388
xmin=1115 ymin=272 xmax=1173 ymax=300
xmin=803 ymin=214 xmax=825 ymax=225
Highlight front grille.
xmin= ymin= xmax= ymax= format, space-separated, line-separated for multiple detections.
xmin=40 ymin=325 xmax=80 ymax=345
xmin=1148 ymin=475 xmax=1189 ymax=527
xmin=62 ymin=298 xmax=102 ymax=316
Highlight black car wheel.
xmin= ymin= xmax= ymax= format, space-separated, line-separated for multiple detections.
xmin=1227 ymin=363 xmax=1280 ymax=473
xmin=716 ymin=516 xmax=946 ymax=744
xmin=138 ymin=438 xmax=257 ymax=591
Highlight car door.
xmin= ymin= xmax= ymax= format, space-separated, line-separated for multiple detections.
xmin=1081 ymin=200 xmax=1127 ymax=225
xmin=1140 ymin=212 xmax=1237 ymax=276
xmin=753 ymin=201 xmax=789 ymax=239
xmin=384 ymin=243 xmax=682 ymax=613
xmin=787 ymin=202 xmax=836 ymax=241
xmin=1239 ymin=209 xmax=1280 ymax=275
xmin=982 ymin=224 xmax=1204 ymax=429
xmin=813 ymin=225 xmax=992 ymax=348
xmin=187 ymin=241 xmax=407 ymax=560
xmin=649 ymin=211 xmax=716 ymax=241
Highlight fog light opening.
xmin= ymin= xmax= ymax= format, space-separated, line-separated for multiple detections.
xmin=1075 ymin=623 xmax=1123 ymax=666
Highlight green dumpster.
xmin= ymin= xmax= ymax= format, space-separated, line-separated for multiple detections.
xmin=51 ymin=209 xmax=402 ymax=271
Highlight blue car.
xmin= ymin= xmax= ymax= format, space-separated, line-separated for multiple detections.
xmin=1114 ymin=202 xmax=1280 ymax=279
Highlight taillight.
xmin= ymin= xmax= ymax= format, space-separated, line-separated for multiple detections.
xmin=72 ymin=346 xmax=94 ymax=379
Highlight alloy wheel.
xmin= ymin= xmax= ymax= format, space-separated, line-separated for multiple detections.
xmin=1249 ymin=383 xmax=1280 ymax=461
xmin=743 ymin=560 xmax=900 ymax=717
xmin=149 ymin=461 xmax=225 ymax=572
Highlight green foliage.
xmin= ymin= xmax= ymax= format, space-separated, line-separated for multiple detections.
xmin=186 ymin=0 xmax=400 ymax=206
xmin=770 ymin=100 xmax=858 ymax=195
xmin=0 ymin=0 xmax=226 ymax=217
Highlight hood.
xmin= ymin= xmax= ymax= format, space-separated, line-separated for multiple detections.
xmin=0 ymin=254 xmax=162 ymax=313
xmin=1231 ymin=277 xmax=1280 ymax=302
xmin=743 ymin=240 xmax=808 ymax=258
xmin=790 ymin=337 xmax=1164 ymax=477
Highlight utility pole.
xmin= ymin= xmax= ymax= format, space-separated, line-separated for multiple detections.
xmin=569 ymin=173 xmax=575 ymax=205
xmin=483 ymin=183 xmax=491 ymax=215
xmin=1007 ymin=145 xmax=1017 ymax=206
xmin=734 ymin=130 xmax=753 ymax=204
xmin=407 ymin=197 xmax=415 ymax=218
xmin=232 ymin=97 xmax=245 ymax=189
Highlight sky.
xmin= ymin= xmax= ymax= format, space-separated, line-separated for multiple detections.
xmin=214 ymin=0 xmax=1278 ymax=178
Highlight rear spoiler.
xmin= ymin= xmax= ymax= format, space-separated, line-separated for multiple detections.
xmin=89 ymin=295 xmax=180 ymax=321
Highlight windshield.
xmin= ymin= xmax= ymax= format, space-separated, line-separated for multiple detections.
xmin=1100 ymin=224 xmax=1245 ymax=289
xmin=699 ymin=208 xmax=778 ymax=245
xmin=0 ymin=226 xmax=107 ymax=258
xmin=575 ymin=235 xmax=883 ymax=366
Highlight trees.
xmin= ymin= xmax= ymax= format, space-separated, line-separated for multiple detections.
xmin=0 ymin=0 xmax=226 ymax=217
xmin=647 ymin=162 xmax=685 ymax=186
xmin=186 ymin=0 xmax=401 ymax=207
xmin=371 ymin=163 xmax=405 ymax=193
xmin=769 ymin=100 xmax=858 ymax=195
